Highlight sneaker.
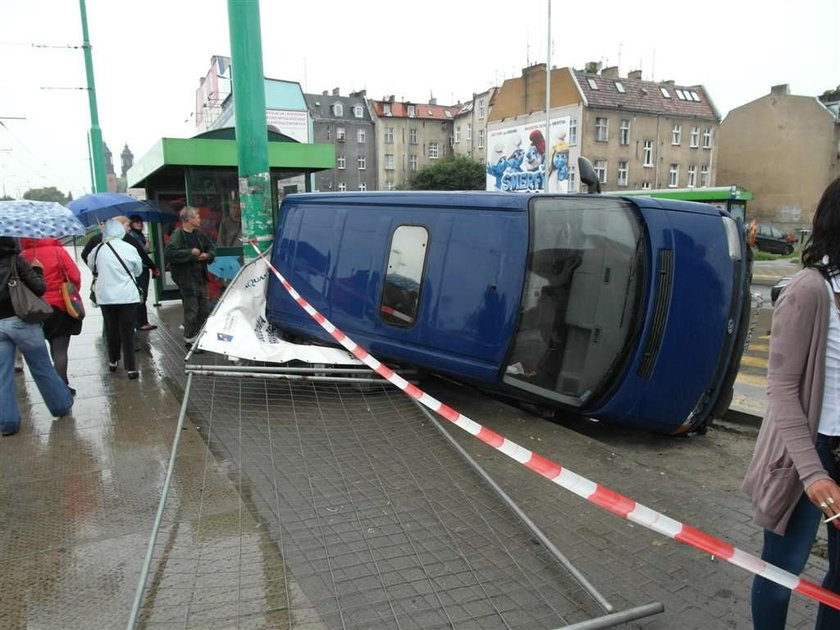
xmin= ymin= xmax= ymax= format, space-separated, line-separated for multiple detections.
xmin=108 ymin=362 xmax=118 ymax=372
xmin=1 ymin=424 xmax=20 ymax=437
xmin=68 ymin=386 xmax=76 ymax=396
xmin=127 ymin=371 xmax=139 ymax=380
xmin=137 ymin=324 xmax=158 ymax=331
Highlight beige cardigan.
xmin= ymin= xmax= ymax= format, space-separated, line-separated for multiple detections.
xmin=742 ymin=267 xmax=832 ymax=535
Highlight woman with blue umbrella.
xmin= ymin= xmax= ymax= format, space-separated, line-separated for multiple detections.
xmin=0 ymin=236 xmax=74 ymax=436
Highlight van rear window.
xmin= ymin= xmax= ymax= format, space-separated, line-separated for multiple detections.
xmin=380 ymin=225 xmax=428 ymax=327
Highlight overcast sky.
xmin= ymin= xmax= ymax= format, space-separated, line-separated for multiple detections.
xmin=1 ymin=0 xmax=837 ymax=199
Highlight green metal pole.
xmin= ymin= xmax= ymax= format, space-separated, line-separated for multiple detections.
xmin=227 ymin=0 xmax=273 ymax=259
xmin=78 ymin=0 xmax=107 ymax=193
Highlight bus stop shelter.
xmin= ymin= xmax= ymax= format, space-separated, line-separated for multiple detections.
xmin=126 ymin=127 xmax=334 ymax=302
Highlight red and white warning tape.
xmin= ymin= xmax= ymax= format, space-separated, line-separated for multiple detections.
xmin=249 ymin=241 xmax=840 ymax=612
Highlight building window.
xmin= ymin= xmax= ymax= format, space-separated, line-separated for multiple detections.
xmin=641 ymin=181 xmax=651 ymax=190
xmin=357 ymin=128 xmax=366 ymax=143
xmin=466 ymin=124 xmax=472 ymax=141
xmin=568 ymin=165 xmax=576 ymax=191
xmin=478 ymin=100 xmax=486 ymax=119
xmin=643 ymin=140 xmax=653 ymax=167
xmin=337 ymin=155 xmax=346 ymax=169
xmin=383 ymin=103 xmax=392 ymax=116
xmin=615 ymin=81 xmax=626 ymax=94
xmin=660 ymin=86 xmax=671 ymax=98
xmin=700 ymin=165 xmax=709 ymax=187
xmin=359 ymin=183 xmax=367 ymax=191
xmin=357 ymin=156 xmax=366 ymax=170
xmin=671 ymin=124 xmax=681 ymax=146
xmin=687 ymin=164 xmax=697 ymax=188
xmin=478 ymin=129 xmax=485 ymax=148
xmin=569 ymin=118 xmax=578 ymax=146
xmin=386 ymin=180 xmax=395 ymax=191
xmin=336 ymin=127 xmax=346 ymax=142
xmin=381 ymin=225 xmax=428 ymax=327
xmin=409 ymin=128 xmax=417 ymax=145
xmin=407 ymin=105 xmax=416 ymax=117
xmin=384 ymin=127 xmax=394 ymax=144
xmin=669 ymin=164 xmax=679 ymax=187
xmin=410 ymin=155 xmax=418 ymax=171
xmin=617 ymin=161 xmax=628 ymax=187
xmin=690 ymin=126 xmax=699 ymax=148
xmin=353 ymin=105 xmax=364 ymax=118
xmin=454 ymin=126 xmax=461 ymax=143
xmin=338 ymin=182 xmax=347 ymax=192
xmin=326 ymin=128 xmax=331 ymax=141
xmin=429 ymin=142 xmax=439 ymax=159
xmin=332 ymin=103 xmax=343 ymax=117
xmin=619 ymin=119 xmax=630 ymax=145
xmin=594 ymin=159 xmax=607 ymax=183
xmin=587 ymin=78 xmax=599 ymax=90
xmin=384 ymin=154 xmax=395 ymax=170
xmin=702 ymin=128 xmax=712 ymax=149
xmin=595 ymin=117 xmax=609 ymax=142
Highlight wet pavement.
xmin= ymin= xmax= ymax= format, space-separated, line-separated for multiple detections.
xmin=0 ymin=251 xmax=830 ymax=629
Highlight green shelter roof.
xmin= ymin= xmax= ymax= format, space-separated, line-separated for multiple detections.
xmin=127 ymin=132 xmax=335 ymax=189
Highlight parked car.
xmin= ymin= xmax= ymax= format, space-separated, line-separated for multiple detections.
xmin=771 ymin=277 xmax=791 ymax=305
xmin=755 ymin=223 xmax=794 ymax=255
xmin=266 ymin=184 xmax=752 ymax=435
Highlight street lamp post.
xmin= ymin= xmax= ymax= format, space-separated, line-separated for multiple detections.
xmin=78 ymin=0 xmax=107 ymax=193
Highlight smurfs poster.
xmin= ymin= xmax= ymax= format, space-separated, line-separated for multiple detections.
xmin=486 ymin=117 xmax=570 ymax=193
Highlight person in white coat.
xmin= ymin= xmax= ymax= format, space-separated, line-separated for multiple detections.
xmin=88 ymin=218 xmax=143 ymax=379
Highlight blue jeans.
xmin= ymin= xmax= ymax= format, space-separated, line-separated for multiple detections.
xmin=0 ymin=315 xmax=73 ymax=435
xmin=752 ymin=434 xmax=840 ymax=629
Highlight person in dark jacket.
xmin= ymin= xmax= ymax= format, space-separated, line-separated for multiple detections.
xmin=126 ymin=215 xmax=159 ymax=331
xmin=0 ymin=237 xmax=73 ymax=436
xmin=164 ymin=206 xmax=216 ymax=349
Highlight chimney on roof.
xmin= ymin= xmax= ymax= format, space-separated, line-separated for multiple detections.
xmin=429 ymin=96 xmax=437 ymax=105
xmin=332 ymin=87 xmax=340 ymax=96
xmin=584 ymin=61 xmax=602 ymax=74
xmin=601 ymin=66 xmax=619 ymax=78
xmin=770 ymin=83 xmax=790 ymax=96
xmin=627 ymin=70 xmax=642 ymax=80
xmin=350 ymin=89 xmax=366 ymax=98
xmin=323 ymin=90 xmax=329 ymax=96
xmin=661 ymin=80 xmax=675 ymax=87
xmin=388 ymin=95 xmax=395 ymax=102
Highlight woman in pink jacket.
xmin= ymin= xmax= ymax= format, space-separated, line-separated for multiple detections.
xmin=743 ymin=178 xmax=840 ymax=629
xmin=20 ymin=238 xmax=83 ymax=394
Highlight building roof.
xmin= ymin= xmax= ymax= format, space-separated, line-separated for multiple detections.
xmin=574 ymin=71 xmax=719 ymax=121
xmin=304 ymin=93 xmax=372 ymax=122
xmin=369 ymin=100 xmax=460 ymax=120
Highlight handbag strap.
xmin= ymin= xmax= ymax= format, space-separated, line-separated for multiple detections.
xmin=105 ymin=242 xmax=141 ymax=294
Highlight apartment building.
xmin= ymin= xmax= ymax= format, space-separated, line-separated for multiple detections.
xmin=717 ymin=84 xmax=840 ymax=228
xmin=452 ymin=88 xmax=498 ymax=161
xmin=305 ymin=89 xmax=377 ymax=192
xmin=367 ymin=97 xmax=460 ymax=190
xmin=487 ymin=64 xmax=720 ymax=193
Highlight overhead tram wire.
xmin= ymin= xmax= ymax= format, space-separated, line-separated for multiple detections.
xmin=0 ymin=121 xmax=83 ymax=196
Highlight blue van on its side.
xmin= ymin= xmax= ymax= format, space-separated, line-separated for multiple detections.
xmin=265 ymin=191 xmax=750 ymax=434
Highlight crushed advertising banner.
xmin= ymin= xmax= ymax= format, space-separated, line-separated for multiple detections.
xmin=486 ymin=117 xmax=571 ymax=193
xmin=197 ymin=252 xmax=362 ymax=365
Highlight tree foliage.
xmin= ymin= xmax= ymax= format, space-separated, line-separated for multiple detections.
xmin=23 ymin=187 xmax=72 ymax=204
xmin=0 ymin=195 xmax=14 ymax=201
xmin=410 ymin=156 xmax=485 ymax=191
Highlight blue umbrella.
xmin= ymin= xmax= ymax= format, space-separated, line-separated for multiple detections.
xmin=68 ymin=192 xmax=177 ymax=227
xmin=0 ymin=200 xmax=86 ymax=237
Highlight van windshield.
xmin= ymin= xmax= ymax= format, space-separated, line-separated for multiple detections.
xmin=503 ymin=197 xmax=644 ymax=407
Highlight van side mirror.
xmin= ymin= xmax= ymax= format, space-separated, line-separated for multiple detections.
xmin=577 ymin=157 xmax=601 ymax=194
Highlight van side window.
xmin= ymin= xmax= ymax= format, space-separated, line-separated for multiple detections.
xmin=381 ymin=225 xmax=428 ymax=327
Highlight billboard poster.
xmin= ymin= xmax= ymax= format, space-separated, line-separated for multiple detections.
xmin=486 ymin=117 xmax=570 ymax=193
xmin=266 ymin=109 xmax=309 ymax=143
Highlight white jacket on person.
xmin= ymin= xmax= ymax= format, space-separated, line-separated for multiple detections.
xmin=87 ymin=219 xmax=143 ymax=305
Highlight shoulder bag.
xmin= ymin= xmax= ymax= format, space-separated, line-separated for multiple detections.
xmin=89 ymin=246 xmax=100 ymax=307
xmin=57 ymin=251 xmax=85 ymax=320
xmin=7 ymin=256 xmax=53 ymax=324
xmin=106 ymin=242 xmax=143 ymax=301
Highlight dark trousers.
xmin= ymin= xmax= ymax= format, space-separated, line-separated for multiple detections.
xmin=178 ymin=279 xmax=210 ymax=342
xmin=751 ymin=434 xmax=840 ymax=629
xmin=101 ymin=304 xmax=138 ymax=371
xmin=133 ymin=268 xmax=151 ymax=328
